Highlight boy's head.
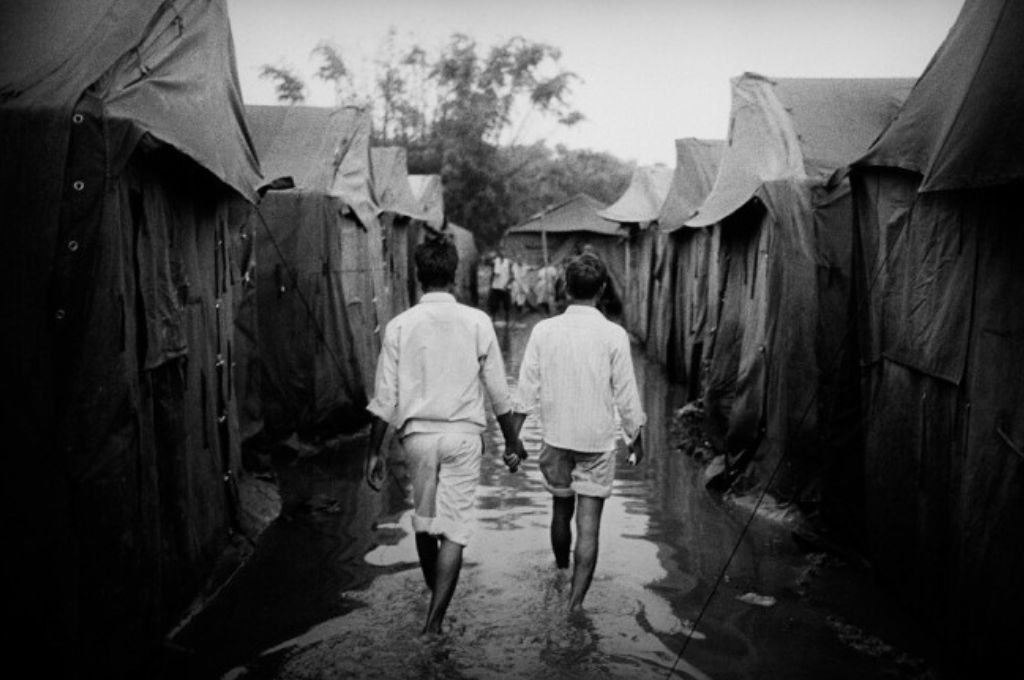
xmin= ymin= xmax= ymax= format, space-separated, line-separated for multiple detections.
xmin=415 ymin=237 xmax=459 ymax=290
xmin=565 ymin=252 xmax=607 ymax=300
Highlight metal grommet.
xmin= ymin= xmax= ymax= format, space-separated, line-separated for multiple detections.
xmin=72 ymin=113 xmax=84 ymax=124
xmin=67 ymin=240 xmax=79 ymax=252
xmin=72 ymin=180 xmax=85 ymax=191
xmin=55 ymin=308 xmax=66 ymax=321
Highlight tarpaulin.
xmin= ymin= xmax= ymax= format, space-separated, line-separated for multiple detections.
xmin=686 ymin=75 xmax=911 ymax=228
xmin=598 ymin=165 xmax=674 ymax=225
xmin=409 ymin=174 xmax=446 ymax=230
xmin=600 ymin=165 xmax=674 ymax=343
xmin=247 ymin=105 xmax=390 ymax=327
xmin=849 ymin=5 xmax=1024 ymax=667
xmin=240 ymin=105 xmax=396 ymax=441
xmin=666 ymin=227 xmax=711 ymax=392
xmin=372 ymin=147 xmax=429 ymax=312
xmin=372 ymin=147 xmax=430 ymax=222
xmin=857 ymin=0 xmax=1024 ymax=192
xmin=447 ymin=222 xmax=480 ymax=306
xmin=660 ymin=139 xmax=724 ymax=232
xmin=655 ymin=139 xmax=721 ymax=390
xmin=251 ymin=192 xmax=367 ymax=437
xmin=1 ymin=1 xmax=260 ymax=673
xmin=681 ymin=74 xmax=911 ymax=504
xmin=852 ymin=172 xmax=1024 ymax=673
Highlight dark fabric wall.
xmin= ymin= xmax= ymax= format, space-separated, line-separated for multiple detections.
xmin=699 ymin=181 xmax=860 ymax=507
xmin=4 ymin=120 xmax=244 ymax=674
xmin=852 ymin=171 xmax=1024 ymax=673
xmin=243 ymin=192 xmax=369 ymax=439
xmin=666 ymin=228 xmax=711 ymax=395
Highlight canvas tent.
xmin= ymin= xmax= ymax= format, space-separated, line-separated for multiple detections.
xmin=849 ymin=0 xmax=1024 ymax=671
xmin=372 ymin=147 xmax=428 ymax=313
xmin=683 ymin=74 xmax=912 ymax=507
xmin=598 ymin=165 xmax=674 ymax=347
xmin=408 ymin=173 xmax=445 ymax=230
xmin=0 ymin=0 xmax=261 ymax=674
xmin=406 ymin=173 xmax=479 ymax=304
xmin=658 ymin=138 xmax=723 ymax=390
xmin=502 ymin=194 xmax=627 ymax=309
xmin=240 ymin=105 xmax=385 ymax=440
xmin=446 ymin=222 xmax=481 ymax=306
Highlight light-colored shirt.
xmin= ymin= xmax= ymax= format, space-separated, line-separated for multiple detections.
xmin=515 ymin=305 xmax=646 ymax=452
xmin=367 ymin=292 xmax=513 ymax=437
xmin=491 ymin=257 xmax=512 ymax=290
xmin=534 ymin=265 xmax=558 ymax=302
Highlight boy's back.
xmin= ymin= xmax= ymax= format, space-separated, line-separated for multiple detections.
xmin=516 ymin=305 xmax=645 ymax=453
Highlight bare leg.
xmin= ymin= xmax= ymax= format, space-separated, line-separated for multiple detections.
xmin=423 ymin=538 xmax=464 ymax=634
xmin=551 ymin=496 xmax=575 ymax=569
xmin=415 ymin=532 xmax=439 ymax=591
xmin=568 ymin=496 xmax=605 ymax=611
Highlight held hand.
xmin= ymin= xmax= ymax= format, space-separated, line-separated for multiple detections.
xmin=365 ymin=451 xmax=386 ymax=492
xmin=502 ymin=438 xmax=526 ymax=473
xmin=514 ymin=437 xmax=528 ymax=462
xmin=627 ymin=432 xmax=645 ymax=466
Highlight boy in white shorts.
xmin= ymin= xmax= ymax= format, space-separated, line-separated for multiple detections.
xmin=365 ymin=237 xmax=525 ymax=635
xmin=513 ymin=251 xmax=646 ymax=611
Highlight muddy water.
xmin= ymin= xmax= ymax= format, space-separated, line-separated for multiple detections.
xmin=173 ymin=313 xmax=936 ymax=680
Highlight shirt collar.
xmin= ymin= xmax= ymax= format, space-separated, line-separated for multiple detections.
xmin=420 ymin=291 xmax=457 ymax=304
xmin=564 ymin=304 xmax=602 ymax=316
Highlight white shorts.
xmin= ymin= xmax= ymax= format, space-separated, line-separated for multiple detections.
xmin=401 ymin=432 xmax=482 ymax=546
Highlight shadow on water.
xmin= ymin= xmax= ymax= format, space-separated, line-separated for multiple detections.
xmin=169 ymin=311 xmax=940 ymax=680
xmin=166 ymin=432 xmax=412 ymax=678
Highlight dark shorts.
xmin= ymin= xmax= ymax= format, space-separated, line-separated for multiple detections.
xmin=538 ymin=444 xmax=616 ymax=499
xmin=488 ymin=288 xmax=511 ymax=316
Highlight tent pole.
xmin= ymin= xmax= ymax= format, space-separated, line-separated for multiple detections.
xmin=542 ymin=223 xmax=549 ymax=268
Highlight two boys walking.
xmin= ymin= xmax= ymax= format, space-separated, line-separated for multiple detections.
xmin=365 ymin=238 xmax=645 ymax=635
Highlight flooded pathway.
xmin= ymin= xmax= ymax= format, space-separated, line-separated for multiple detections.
xmin=170 ymin=313 xmax=939 ymax=680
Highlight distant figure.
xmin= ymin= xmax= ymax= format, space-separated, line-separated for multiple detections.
xmin=365 ymin=238 xmax=525 ymax=636
xmin=534 ymin=262 xmax=559 ymax=315
xmin=511 ymin=259 xmax=530 ymax=312
xmin=512 ymin=252 xmax=646 ymax=612
xmin=488 ymin=248 xmax=513 ymax=320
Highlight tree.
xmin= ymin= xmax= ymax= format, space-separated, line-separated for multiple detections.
xmin=395 ymin=34 xmax=585 ymax=244
xmin=259 ymin=64 xmax=306 ymax=104
xmin=311 ymin=41 xmax=364 ymax=106
xmin=501 ymin=143 xmax=634 ymax=230
xmin=302 ymin=31 xmax=617 ymax=246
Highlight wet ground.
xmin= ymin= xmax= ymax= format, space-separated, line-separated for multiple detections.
xmin=167 ymin=312 xmax=944 ymax=680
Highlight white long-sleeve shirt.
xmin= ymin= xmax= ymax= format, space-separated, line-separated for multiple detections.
xmin=515 ymin=305 xmax=646 ymax=452
xmin=367 ymin=292 xmax=513 ymax=436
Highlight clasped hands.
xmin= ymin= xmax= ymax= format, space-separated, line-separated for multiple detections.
xmin=502 ymin=436 xmax=528 ymax=473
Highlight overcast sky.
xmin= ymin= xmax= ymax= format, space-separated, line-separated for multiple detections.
xmin=226 ymin=0 xmax=964 ymax=167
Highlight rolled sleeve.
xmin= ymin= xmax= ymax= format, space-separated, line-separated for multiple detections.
xmin=366 ymin=323 xmax=400 ymax=424
xmin=478 ymin=322 xmax=513 ymax=415
xmin=611 ymin=332 xmax=646 ymax=441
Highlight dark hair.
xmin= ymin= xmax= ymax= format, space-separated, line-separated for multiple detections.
xmin=565 ymin=252 xmax=607 ymax=299
xmin=414 ymin=237 xmax=459 ymax=289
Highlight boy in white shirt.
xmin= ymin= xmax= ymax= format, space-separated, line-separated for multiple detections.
xmin=513 ymin=252 xmax=646 ymax=611
xmin=366 ymin=237 xmax=525 ymax=635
